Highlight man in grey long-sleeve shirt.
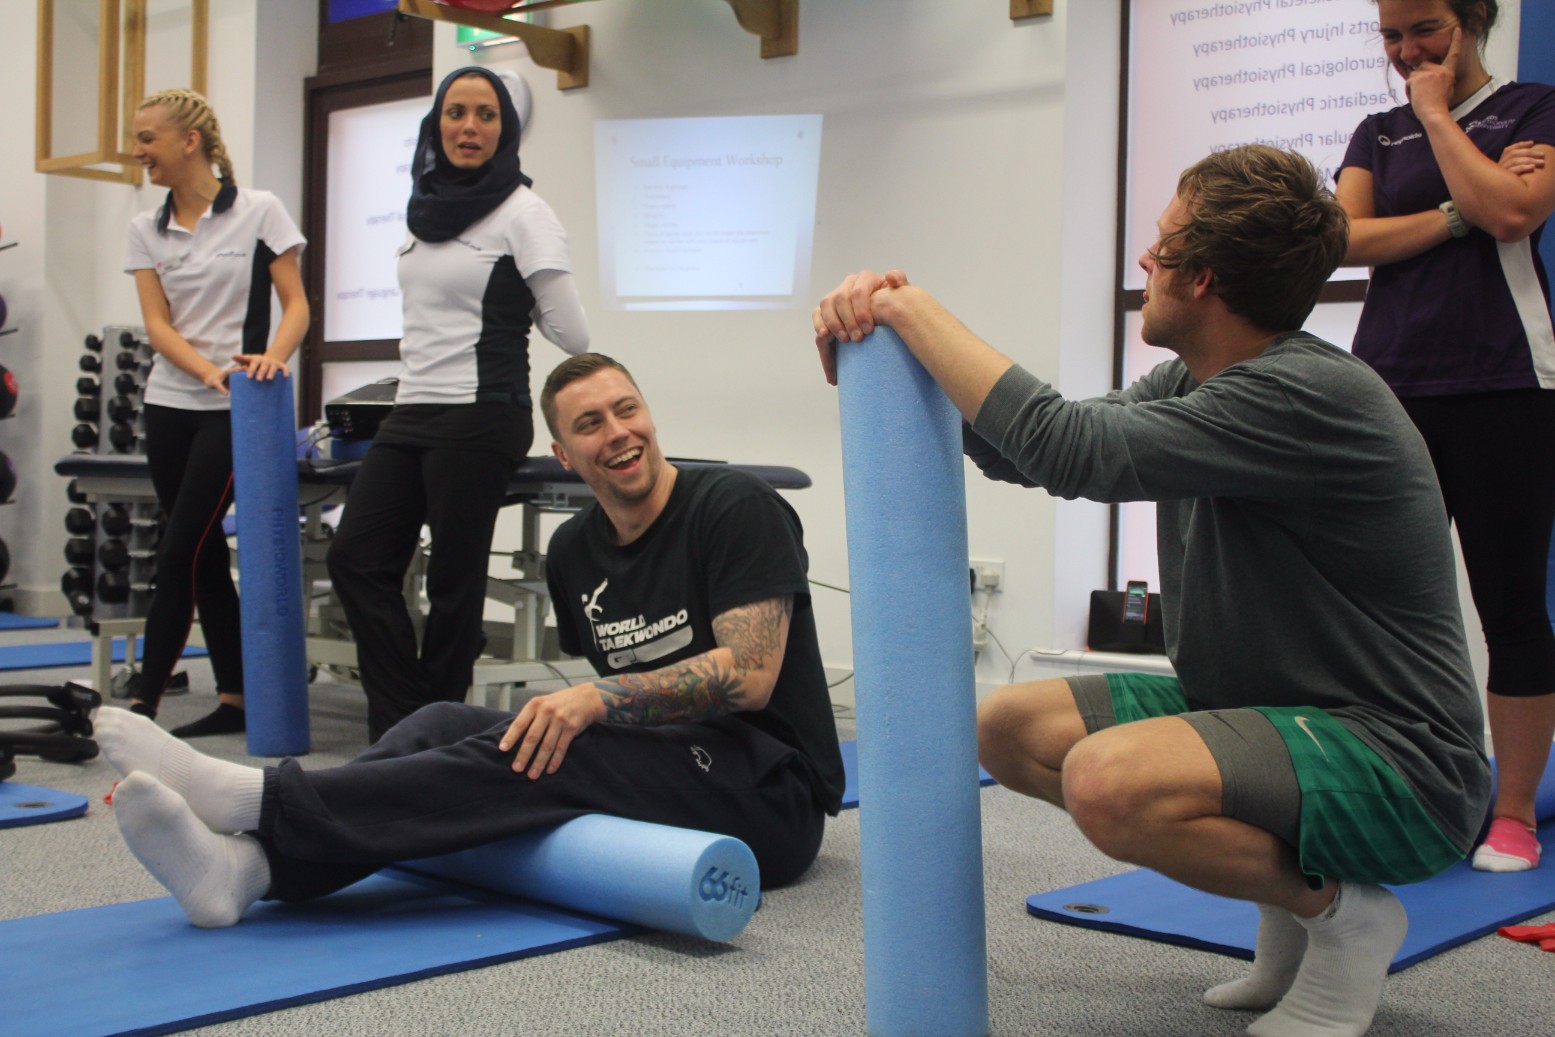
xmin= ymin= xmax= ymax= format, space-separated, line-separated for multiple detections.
xmin=814 ymin=145 xmax=1490 ymax=1037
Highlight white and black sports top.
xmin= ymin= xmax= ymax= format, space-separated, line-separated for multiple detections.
xmin=394 ymin=184 xmax=583 ymax=407
xmin=124 ymin=185 xmax=306 ymax=411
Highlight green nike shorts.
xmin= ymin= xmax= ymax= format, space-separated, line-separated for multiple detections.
xmin=1067 ymin=672 xmax=1464 ymax=887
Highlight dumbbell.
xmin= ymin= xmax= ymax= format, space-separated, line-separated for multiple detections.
xmin=66 ymin=590 xmax=93 ymax=616
xmin=0 ymin=451 xmax=13 ymax=503
xmin=0 ymin=364 xmax=17 ymax=419
xmin=119 ymin=330 xmax=138 ymax=350
xmin=61 ymin=567 xmax=92 ymax=598
xmin=95 ymin=572 xmax=151 ymax=605
xmin=108 ymin=422 xmax=140 ymax=453
xmin=73 ymin=398 xmax=98 ymax=422
xmin=106 ymin=395 xmax=137 ymax=424
xmin=64 ymin=507 xmax=95 ymax=536
xmin=64 ymin=537 xmax=95 ymax=567
xmin=79 ymin=354 xmax=102 ymax=374
xmin=66 ymin=479 xmax=88 ymax=504
xmin=84 ymin=333 xmax=104 ymax=353
xmin=71 ymin=423 xmax=99 ymax=449
xmin=97 ymin=538 xmax=129 ymax=571
xmin=100 ymin=504 xmax=130 ymax=537
xmin=0 ymin=537 xmax=9 ymax=586
xmin=115 ymin=351 xmax=142 ymax=372
xmin=114 ymin=373 xmax=140 ymax=396
xmin=77 ymin=376 xmax=101 ymax=396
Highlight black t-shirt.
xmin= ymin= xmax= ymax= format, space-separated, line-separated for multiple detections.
xmin=546 ymin=466 xmax=845 ymax=814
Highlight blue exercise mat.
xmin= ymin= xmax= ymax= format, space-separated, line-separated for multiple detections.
xmin=0 ymin=640 xmax=206 ymax=671
xmin=837 ymin=739 xmax=997 ymax=810
xmin=1027 ymin=757 xmax=1555 ymax=972
xmin=1026 ymin=826 xmax=1555 ymax=972
xmin=0 ymin=613 xmax=59 ymax=631
xmin=0 ymin=781 xmax=88 ymax=828
xmin=0 ymin=870 xmax=629 ymax=1037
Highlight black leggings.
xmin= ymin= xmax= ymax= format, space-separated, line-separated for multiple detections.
xmin=1403 ymin=389 xmax=1555 ymax=697
xmin=326 ymin=439 xmax=521 ymax=741
xmin=139 ymin=405 xmax=244 ymax=707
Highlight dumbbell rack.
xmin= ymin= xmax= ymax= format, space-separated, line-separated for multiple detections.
xmin=63 ymin=327 xmax=162 ymax=693
xmin=0 ymin=239 xmax=16 ymax=612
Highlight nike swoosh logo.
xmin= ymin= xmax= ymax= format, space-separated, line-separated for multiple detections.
xmin=1294 ymin=716 xmax=1328 ymax=759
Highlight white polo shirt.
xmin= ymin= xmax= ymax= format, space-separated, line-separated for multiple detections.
xmin=124 ymin=185 xmax=306 ymax=410
xmin=395 ymin=185 xmax=572 ymax=406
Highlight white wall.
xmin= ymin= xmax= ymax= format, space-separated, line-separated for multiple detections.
xmin=441 ymin=1 xmax=1074 ymax=693
xmin=1 ymin=0 xmax=314 ymax=614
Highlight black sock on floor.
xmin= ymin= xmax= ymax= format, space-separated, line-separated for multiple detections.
xmin=170 ymin=703 xmax=246 ymax=739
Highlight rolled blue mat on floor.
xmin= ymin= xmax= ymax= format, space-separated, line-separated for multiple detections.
xmin=0 ymin=781 xmax=88 ymax=828
xmin=0 ymin=640 xmax=206 ymax=671
xmin=0 ymin=613 xmax=59 ymax=631
xmin=403 ymin=813 xmax=761 ymax=941
xmin=230 ymin=374 xmax=309 ymax=757
xmin=1027 ymin=756 xmax=1555 ymax=972
xmin=0 ymin=871 xmax=629 ymax=1037
xmin=838 ymin=328 xmax=989 ymax=1037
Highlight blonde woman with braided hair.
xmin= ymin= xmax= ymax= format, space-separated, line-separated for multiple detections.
xmin=122 ymin=88 xmax=309 ymax=737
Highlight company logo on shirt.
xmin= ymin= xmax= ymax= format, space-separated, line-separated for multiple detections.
xmin=213 ymin=249 xmax=249 ymax=259
xmin=1464 ymin=114 xmax=1514 ymax=134
xmin=582 ymin=579 xmax=694 ymax=668
xmin=1377 ymin=132 xmax=1423 ymax=147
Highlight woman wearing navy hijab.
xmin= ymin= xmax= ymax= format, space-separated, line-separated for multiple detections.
xmin=328 ymin=66 xmax=589 ymax=741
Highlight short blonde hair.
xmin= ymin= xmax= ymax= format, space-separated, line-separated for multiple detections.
xmin=137 ymin=89 xmax=235 ymax=185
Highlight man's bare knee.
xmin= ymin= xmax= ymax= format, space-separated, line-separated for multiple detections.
xmin=1060 ymin=734 xmax=1139 ymax=853
xmin=977 ymin=679 xmax=1086 ymax=795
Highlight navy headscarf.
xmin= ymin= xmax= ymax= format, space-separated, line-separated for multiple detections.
xmin=406 ymin=66 xmax=531 ymax=243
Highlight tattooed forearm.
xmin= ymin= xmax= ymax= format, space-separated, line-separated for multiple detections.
xmin=592 ymin=596 xmax=792 ymax=725
xmin=595 ymin=654 xmax=746 ymax=724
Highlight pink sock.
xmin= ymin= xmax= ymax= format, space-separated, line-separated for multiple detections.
xmin=1472 ymin=817 xmax=1541 ymax=873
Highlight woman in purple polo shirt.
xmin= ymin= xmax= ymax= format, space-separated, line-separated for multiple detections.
xmin=1337 ymin=0 xmax=1555 ymax=871
xmin=124 ymin=89 xmax=309 ymax=737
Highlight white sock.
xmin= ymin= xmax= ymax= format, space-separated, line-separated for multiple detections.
xmin=1247 ymin=882 xmax=1407 ymax=1037
xmin=95 ymin=706 xmax=264 ymax=832
xmin=1204 ymin=904 xmax=1307 ymax=1010
xmin=113 ymin=772 xmax=270 ymax=928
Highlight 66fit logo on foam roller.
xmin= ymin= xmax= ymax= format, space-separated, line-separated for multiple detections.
xmin=698 ymin=865 xmax=752 ymax=909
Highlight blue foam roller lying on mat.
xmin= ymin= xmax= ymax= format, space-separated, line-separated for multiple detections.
xmin=230 ymin=374 xmax=309 ymax=757
xmin=838 ymin=328 xmax=989 ymax=1037
xmin=402 ymin=813 xmax=761 ymax=941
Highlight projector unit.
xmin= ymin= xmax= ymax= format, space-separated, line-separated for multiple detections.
xmin=324 ymin=378 xmax=398 ymax=440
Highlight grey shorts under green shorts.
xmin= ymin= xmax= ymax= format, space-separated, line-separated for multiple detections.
xmin=1066 ymin=672 xmax=1464 ymax=887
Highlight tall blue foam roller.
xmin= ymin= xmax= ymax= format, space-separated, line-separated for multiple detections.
xmin=402 ymin=814 xmax=760 ymax=941
xmin=838 ymin=327 xmax=989 ymax=1037
xmin=229 ymin=374 xmax=310 ymax=756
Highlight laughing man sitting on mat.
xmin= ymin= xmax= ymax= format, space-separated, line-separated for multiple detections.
xmin=93 ymin=352 xmax=845 ymax=926
xmin=813 ymin=145 xmax=1491 ymax=1037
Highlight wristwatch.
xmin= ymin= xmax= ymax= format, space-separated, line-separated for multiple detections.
xmin=1439 ymin=199 xmax=1469 ymax=239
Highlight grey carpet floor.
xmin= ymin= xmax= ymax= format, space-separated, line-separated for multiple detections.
xmin=2 ymin=634 xmax=1550 ymax=1036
